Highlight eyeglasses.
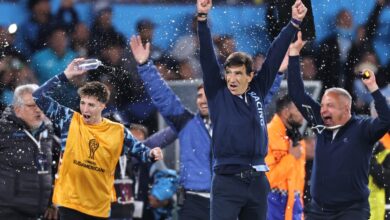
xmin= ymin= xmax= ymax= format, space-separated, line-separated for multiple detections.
xmin=23 ymin=103 xmax=38 ymax=109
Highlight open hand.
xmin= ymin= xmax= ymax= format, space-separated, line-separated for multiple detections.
xmin=64 ymin=58 xmax=87 ymax=80
xmin=130 ymin=35 xmax=150 ymax=65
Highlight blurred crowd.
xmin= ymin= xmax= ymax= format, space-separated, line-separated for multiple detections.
xmin=0 ymin=0 xmax=390 ymax=219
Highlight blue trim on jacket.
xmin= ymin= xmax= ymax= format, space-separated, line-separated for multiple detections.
xmin=287 ymin=55 xmax=390 ymax=207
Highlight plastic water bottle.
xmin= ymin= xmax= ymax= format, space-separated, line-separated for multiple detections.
xmin=74 ymin=59 xmax=103 ymax=71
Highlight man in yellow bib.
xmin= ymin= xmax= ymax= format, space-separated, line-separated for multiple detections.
xmin=32 ymin=58 xmax=163 ymax=219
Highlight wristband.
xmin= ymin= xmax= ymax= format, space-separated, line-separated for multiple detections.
xmin=291 ymin=18 xmax=302 ymax=26
xmin=138 ymin=60 xmax=149 ymax=66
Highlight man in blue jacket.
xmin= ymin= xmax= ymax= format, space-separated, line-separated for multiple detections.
xmin=196 ymin=0 xmax=307 ymax=219
xmin=287 ymin=32 xmax=390 ymax=219
xmin=130 ymin=35 xmax=212 ymax=220
xmin=130 ymin=32 xmax=287 ymax=219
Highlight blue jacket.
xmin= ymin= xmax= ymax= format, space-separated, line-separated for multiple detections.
xmin=137 ymin=60 xmax=284 ymax=191
xmin=198 ymin=20 xmax=297 ymax=168
xmin=137 ymin=63 xmax=212 ymax=192
xmin=287 ymin=56 xmax=390 ymax=207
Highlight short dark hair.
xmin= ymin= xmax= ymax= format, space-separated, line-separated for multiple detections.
xmin=129 ymin=123 xmax=149 ymax=138
xmin=136 ymin=19 xmax=155 ymax=33
xmin=224 ymin=52 xmax=253 ymax=75
xmin=28 ymin=0 xmax=49 ymax=10
xmin=275 ymin=94 xmax=293 ymax=114
xmin=77 ymin=81 xmax=110 ymax=104
xmin=197 ymin=83 xmax=204 ymax=91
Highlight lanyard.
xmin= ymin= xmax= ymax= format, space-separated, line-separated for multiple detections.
xmin=119 ymin=155 xmax=127 ymax=179
xmin=23 ymin=129 xmax=43 ymax=153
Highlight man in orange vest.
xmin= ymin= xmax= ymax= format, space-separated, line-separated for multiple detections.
xmin=265 ymin=94 xmax=305 ymax=220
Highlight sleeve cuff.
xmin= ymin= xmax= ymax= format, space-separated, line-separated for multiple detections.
xmin=58 ymin=72 xmax=69 ymax=82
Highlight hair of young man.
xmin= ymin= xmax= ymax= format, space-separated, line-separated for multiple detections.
xmin=275 ymin=94 xmax=293 ymax=115
xmin=224 ymin=52 xmax=253 ymax=75
xmin=129 ymin=123 xmax=149 ymax=138
xmin=324 ymin=87 xmax=352 ymax=110
xmin=197 ymin=83 xmax=204 ymax=91
xmin=12 ymin=84 xmax=39 ymax=107
xmin=77 ymin=81 xmax=110 ymax=104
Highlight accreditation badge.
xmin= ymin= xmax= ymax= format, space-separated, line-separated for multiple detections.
xmin=114 ymin=178 xmax=134 ymax=205
xmin=36 ymin=152 xmax=49 ymax=174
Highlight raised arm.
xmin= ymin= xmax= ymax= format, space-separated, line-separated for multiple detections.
xmin=143 ymin=127 xmax=178 ymax=150
xmin=264 ymin=53 xmax=289 ymax=106
xmin=32 ymin=59 xmax=87 ymax=130
xmin=197 ymin=0 xmax=225 ymax=99
xmin=256 ymin=0 xmax=307 ymax=96
xmin=130 ymin=36 xmax=193 ymax=132
xmin=286 ymin=32 xmax=322 ymax=125
xmin=123 ymin=128 xmax=163 ymax=163
xmin=361 ymin=70 xmax=390 ymax=141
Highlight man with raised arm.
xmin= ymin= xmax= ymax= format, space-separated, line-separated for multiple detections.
xmin=287 ymin=32 xmax=390 ymax=219
xmin=196 ymin=0 xmax=307 ymax=219
xmin=32 ymin=59 xmax=163 ymax=219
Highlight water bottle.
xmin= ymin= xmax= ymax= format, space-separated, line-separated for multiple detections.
xmin=74 ymin=59 xmax=102 ymax=71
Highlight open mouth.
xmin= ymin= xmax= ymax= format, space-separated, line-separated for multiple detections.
xmin=322 ymin=116 xmax=332 ymax=124
xmin=83 ymin=115 xmax=91 ymax=120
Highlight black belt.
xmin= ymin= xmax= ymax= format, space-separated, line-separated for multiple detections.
xmin=234 ymin=169 xmax=263 ymax=179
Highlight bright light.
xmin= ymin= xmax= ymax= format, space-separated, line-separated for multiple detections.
xmin=8 ymin=23 xmax=17 ymax=34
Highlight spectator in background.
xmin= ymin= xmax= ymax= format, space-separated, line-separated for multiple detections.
xmin=89 ymin=4 xmax=126 ymax=58
xmin=0 ymin=84 xmax=59 ymax=220
xmin=265 ymin=94 xmax=305 ymax=220
xmin=153 ymin=56 xmax=180 ymax=81
xmin=55 ymin=0 xmax=79 ymax=33
xmin=213 ymin=34 xmax=236 ymax=64
xmin=178 ymin=59 xmax=198 ymax=79
xmin=170 ymin=15 xmax=202 ymax=78
xmin=0 ymin=56 xmax=38 ymax=110
xmin=316 ymin=0 xmax=385 ymax=93
xmin=253 ymin=52 xmax=266 ymax=72
xmin=0 ymin=26 xmax=24 ymax=60
xmin=300 ymin=54 xmax=318 ymax=80
xmin=70 ymin=22 xmax=90 ymax=57
xmin=30 ymin=26 xmax=77 ymax=84
xmin=345 ymin=0 xmax=386 ymax=97
xmin=15 ymin=0 xmax=53 ymax=58
xmin=316 ymin=9 xmax=354 ymax=91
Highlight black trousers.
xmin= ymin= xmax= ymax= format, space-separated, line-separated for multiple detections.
xmin=178 ymin=193 xmax=210 ymax=220
xmin=304 ymin=199 xmax=370 ymax=220
xmin=0 ymin=206 xmax=41 ymax=220
xmin=211 ymin=172 xmax=270 ymax=220
xmin=59 ymin=207 xmax=108 ymax=220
